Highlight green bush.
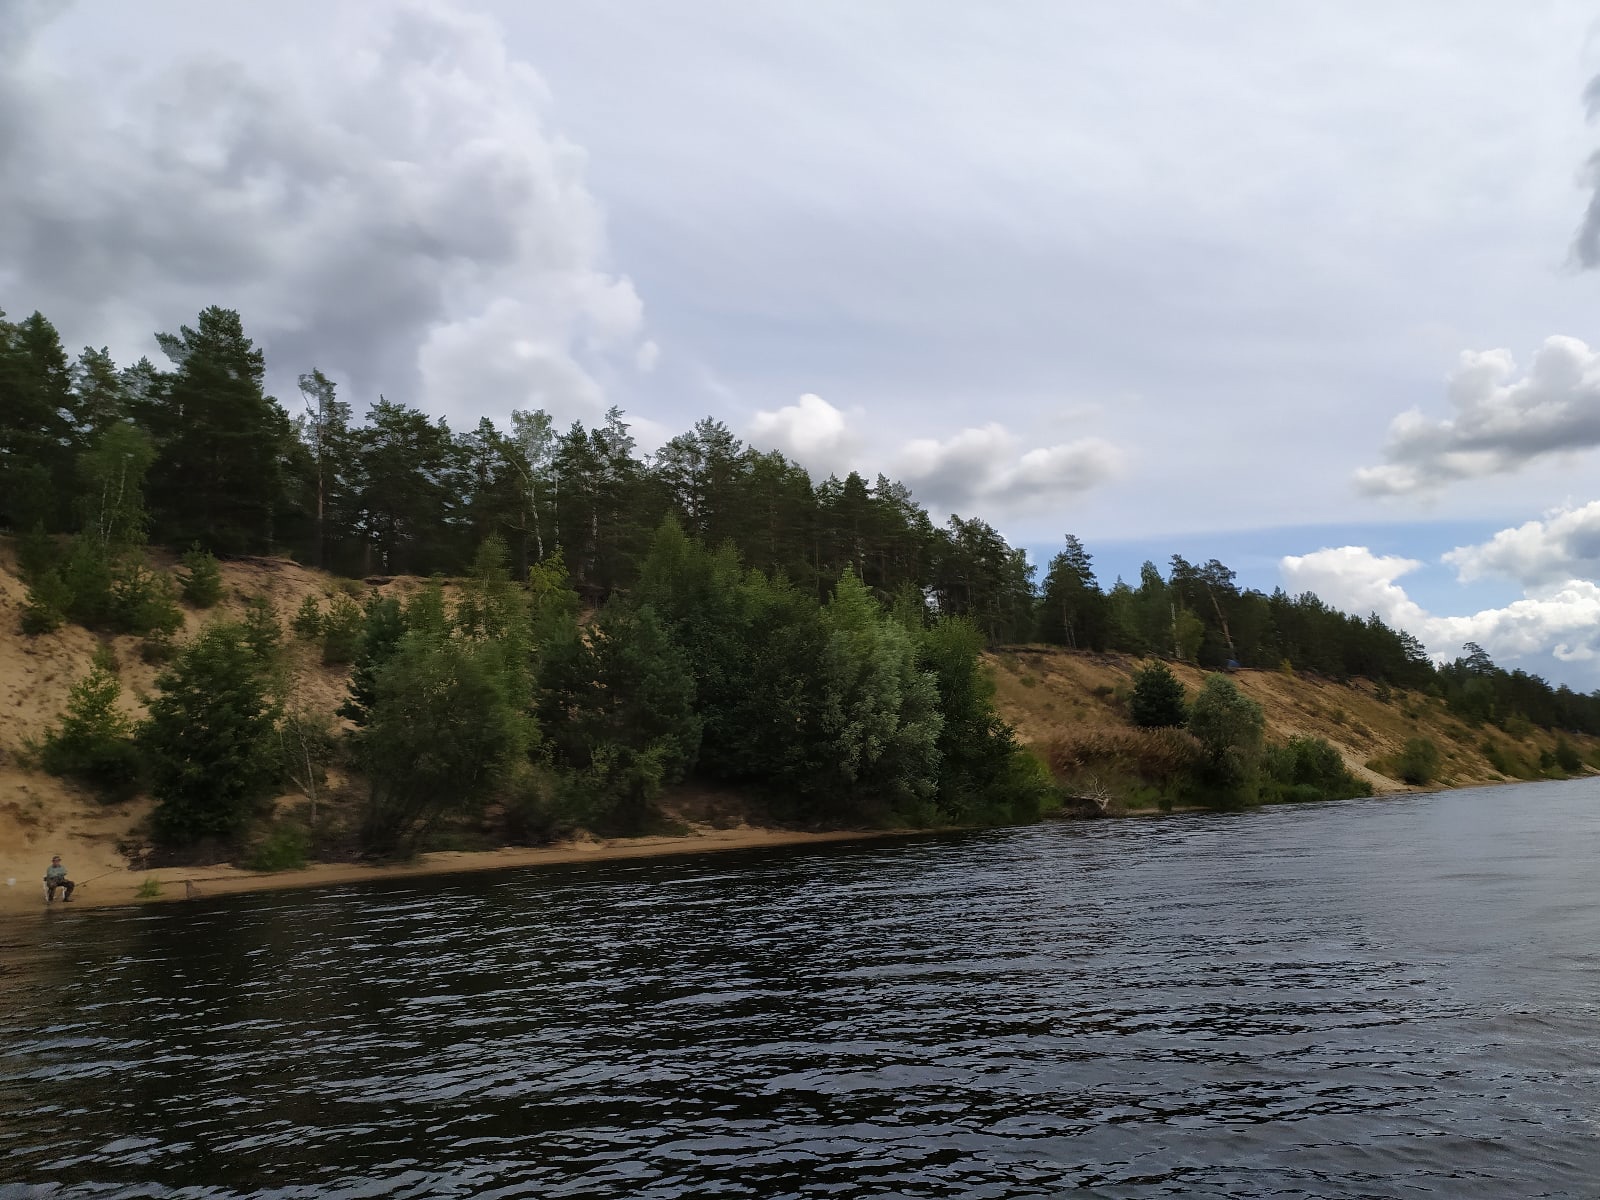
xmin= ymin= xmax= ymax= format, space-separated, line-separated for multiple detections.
xmin=503 ymin=769 xmax=562 ymax=845
xmin=241 ymin=596 xmax=281 ymax=661
xmin=179 ymin=545 xmax=224 ymax=608
xmin=1186 ymin=674 xmax=1265 ymax=805
xmin=140 ymin=631 xmax=175 ymax=665
xmin=38 ymin=668 xmax=142 ymax=801
xmin=320 ymin=594 xmax=364 ymax=665
xmin=291 ymin=595 xmax=324 ymax=641
xmin=110 ymin=560 xmax=182 ymax=636
xmin=91 ymin=642 xmax=119 ymax=673
xmin=17 ymin=522 xmax=60 ymax=582
xmin=141 ymin=622 xmax=280 ymax=845
xmin=21 ymin=571 xmax=69 ymax=634
xmin=1396 ymin=737 xmax=1440 ymax=786
xmin=60 ymin=538 xmax=116 ymax=627
xmin=1261 ymin=735 xmax=1372 ymax=803
xmin=1479 ymin=738 xmax=1525 ymax=778
xmin=1554 ymin=736 xmax=1584 ymax=775
xmin=244 ymin=823 xmax=309 ymax=872
xmin=1129 ymin=661 xmax=1188 ymax=728
xmin=359 ymin=636 xmax=528 ymax=856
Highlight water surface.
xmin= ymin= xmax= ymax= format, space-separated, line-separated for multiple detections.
xmin=3 ymin=780 xmax=1599 ymax=1197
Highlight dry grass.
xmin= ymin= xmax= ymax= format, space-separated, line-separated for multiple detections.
xmin=986 ymin=645 xmax=1599 ymax=798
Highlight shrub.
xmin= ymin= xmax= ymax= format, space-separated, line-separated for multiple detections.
xmin=136 ymin=877 xmax=162 ymax=900
xmin=291 ymin=595 xmax=324 ymax=641
xmin=179 ymin=545 xmax=224 ymax=608
xmin=1046 ymin=726 xmax=1204 ymax=781
xmin=20 ymin=571 xmax=69 ymax=634
xmin=1480 ymin=738 xmax=1513 ymax=777
xmin=244 ymin=823 xmax=309 ymax=872
xmin=60 ymin=538 xmax=116 ymax=627
xmin=1500 ymin=713 xmax=1534 ymax=740
xmin=141 ymin=622 xmax=280 ymax=845
xmin=1554 ymin=736 xmax=1583 ymax=774
xmin=504 ymin=769 xmax=562 ymax=845
xmin=1396 ymin=737 xmax=1440 ymax=786
xmin=1129 ymin=661 xmax=1188 ymax=728
xmin=39 ymin=668 xmax=143 ymax=801
xmin=91 ymin=642 xmax=119 ymax=673
xmin=140 ymin=631 xmax=175 ymax=664
xmin=17 ymin=522 xmax=60 ymax=582
xmin=110 ymin=560 xmax=182 ymax=636
xmin=1187 ymin=674 xmax=1266 ymax=804
xmin=241 ymin=596 xmax=281 ymax=661
xmin=1261 ymin=735 xmax=1372 ymax=803
xmin=358 ymin=637 xmax=528 ymax=856
xmin=320 ymin=594 xmax=365 ymax=665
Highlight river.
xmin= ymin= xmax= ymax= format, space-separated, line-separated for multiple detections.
xmin=3 ymin=779 xmax=1599 ymax=1198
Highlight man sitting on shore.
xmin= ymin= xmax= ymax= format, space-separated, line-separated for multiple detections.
xmin=44 ymin=856 xmax=74 ymax=903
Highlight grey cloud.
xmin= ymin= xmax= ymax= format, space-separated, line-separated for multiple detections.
xmin=0 ymin=0 xmax=646 ymax=426
xmin=1354 ymin=336 xmax=1600 ymax=496
xmin=895 ymin=423 xmax=1122 ymax=511
xmin=1576 ymin=75 xmax=1600 ymax=267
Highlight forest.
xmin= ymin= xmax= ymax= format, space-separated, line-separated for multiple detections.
xmin=4 ymin=303 xmax=1597 ymax=857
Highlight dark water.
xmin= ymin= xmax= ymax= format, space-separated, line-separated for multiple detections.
xmin=3 ymin=781 xmax=1600 ymax=1198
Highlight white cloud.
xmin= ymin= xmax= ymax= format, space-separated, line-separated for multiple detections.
xmin=1355 ymin=337 xmax=1600 ymax=496
xmin=1281 ymin=544 xmax=1600 ymax=670
xmin=746 ymin=398 xmax=1122 ymax=509
xmin=1280 ymin=546 xmax=1431 ymax=631
xmin=1443 ymin=501 xmax=1600 ymax=588
xmin=0 ymin=0 xmax=649 ymax=428
xmin=748 ymin=393 xmax=860 ymax=474
xmin=895 ymin=424 xmax=1122 ymax=509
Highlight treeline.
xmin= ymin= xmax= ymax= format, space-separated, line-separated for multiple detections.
xmin=6 ymin=301 xmax=1600 ymax=741
xmin=32 ymin=522 xmax=1053 ymax=858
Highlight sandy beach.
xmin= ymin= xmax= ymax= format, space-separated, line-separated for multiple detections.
xmin=0 ymin=824 xmax=919 ymax=916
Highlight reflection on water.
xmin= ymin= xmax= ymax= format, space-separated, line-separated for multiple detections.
xmin=3 ymin=779 xmax=1600 ymax=1198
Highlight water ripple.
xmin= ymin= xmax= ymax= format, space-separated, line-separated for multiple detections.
xmin=3 ymin=780 xmax=1600 ymax=1197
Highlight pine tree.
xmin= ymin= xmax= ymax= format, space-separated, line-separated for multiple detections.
xmin=142 ymin=623 xmax=279 ymax=843
xmin=146 ymin=307 xmax=289 ymax=553
xmin=295 ymin=369 xmax=356 ymax=570
xmin=1129 ymin=660 xmax=1188 ymax=728
xmin=1038 ymin=534 xmax=1109 ymax=650
xmin=0 ymin=310 xmax=76 ymax=530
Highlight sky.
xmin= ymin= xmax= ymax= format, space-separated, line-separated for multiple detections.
xmin=9 ymin=1 xmax=1600 ymax=685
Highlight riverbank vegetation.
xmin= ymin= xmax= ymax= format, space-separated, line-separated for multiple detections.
xmin=4 ymin=302 xmax=1599 ymax=867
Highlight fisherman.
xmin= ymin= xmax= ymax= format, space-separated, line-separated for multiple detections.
xmin=44 ymin=856 xmax=75 ymax=903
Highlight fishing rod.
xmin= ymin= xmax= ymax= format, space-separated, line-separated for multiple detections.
xmin=74 ymin=869 xmax=125 ymax=889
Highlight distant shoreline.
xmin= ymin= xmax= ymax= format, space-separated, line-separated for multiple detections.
xmin=0 ymin=825 xmax=924 ymax=915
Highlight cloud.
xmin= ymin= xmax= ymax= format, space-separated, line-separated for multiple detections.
xmin=1443 ymin=501 xmax=1600 ymax=588
xmin=1280 ymin=546 xmax=1431 ymax=630
xmin=746 ymin=396 xmax=1122 ymax=508
xmin=1281 ymin=545 xmax=1600 ymax=669
xmin=895 ymin=424 xmax=1122 ymax=509
xmin=748 ymin=393 xmax=859 ymax=474
xmin=0 ymin=0 xmax=647 ymax=428
xmin=1572 ymin=74 xmax=1600 ymax=268
xmin=1354 ymin=337 xmax=1600 ymax=496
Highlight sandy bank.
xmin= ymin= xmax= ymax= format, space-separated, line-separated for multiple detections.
xmin=0 ymin=824 xmax=919 ymax=916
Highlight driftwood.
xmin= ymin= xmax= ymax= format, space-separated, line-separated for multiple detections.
xmin=1053 ymin=775 xmax=1114 ymax=819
